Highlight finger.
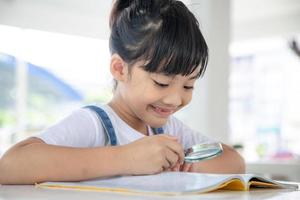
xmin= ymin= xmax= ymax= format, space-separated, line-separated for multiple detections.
xmin=171 ymin=163 xmax=181 ymax=171
xmin=164 ymin=168 xmax=171 ymax=172
xmin=181 ymin=163 xmax=192 ymax=172
xmin=159 ymin=134 xmax=178 ymax=141
xmin=164 ymin=140 xmax=185 ymax=165
xmin=165 ymin=148 xmax=179 ymax=168
xmin=162 ymin=157 xmax=171 ymax=171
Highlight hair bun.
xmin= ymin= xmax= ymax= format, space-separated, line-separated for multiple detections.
xmin=115 ymin=0 xmax=134 ymax=10
xmin=110 ymin=0 xmax=135 ymax=28
xmin=110 ymin=0 xmax=166 ymax=28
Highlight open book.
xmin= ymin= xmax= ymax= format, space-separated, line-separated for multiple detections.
xmin=37 ymin=172 xmax=299 ymax=195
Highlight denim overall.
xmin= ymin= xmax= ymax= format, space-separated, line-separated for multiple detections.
xmin=85 ymin=105 xmax=164 ymax=146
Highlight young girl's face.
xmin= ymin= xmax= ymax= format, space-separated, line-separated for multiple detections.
xmin=119 ymin=60 xmax=198 ymax=128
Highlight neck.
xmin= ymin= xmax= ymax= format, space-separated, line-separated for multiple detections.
xmin=108 ymin=96 xmax=148 ymax=135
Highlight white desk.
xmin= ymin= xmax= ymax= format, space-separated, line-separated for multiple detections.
xmin=246 ymin=160 xmax=300 ymax=182
xmin=0 ymin=185 xmax=299 ymax=200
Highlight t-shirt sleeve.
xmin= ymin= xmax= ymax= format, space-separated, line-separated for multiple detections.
xmin=35 ymin=108 xmax=106 ymax=148
xmin=163 ymin=116 xmax=217 ymax=150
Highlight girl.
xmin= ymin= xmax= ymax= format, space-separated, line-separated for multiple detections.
xmin=0 ymin=0 xmax=245 ymax=184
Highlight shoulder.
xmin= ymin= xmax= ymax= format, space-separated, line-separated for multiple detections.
xmin=60 ymin=107 xmax=102 ymax=132
xmin=36 ymin=106 xmax=107 ymax=147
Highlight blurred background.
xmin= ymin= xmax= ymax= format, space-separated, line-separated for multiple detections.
xmin=0 ymin=0 xmax=300 ymax=181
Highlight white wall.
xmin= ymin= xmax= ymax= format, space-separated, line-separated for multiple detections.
xmin=182 ymin=0 xmax=231 ymax=142
xmin=0 ymin=0 xmax=111 ymax=39
xmin=232 ymin=0 xmax=300 ymax=41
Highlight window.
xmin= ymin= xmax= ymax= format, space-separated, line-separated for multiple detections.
xmin=229 ymin=36 xmax=300 ymax=161
xmin=0 ymin=25 xmax=112 ymax=155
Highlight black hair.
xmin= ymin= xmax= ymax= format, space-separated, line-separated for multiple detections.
xmin=109 ymin=0 xmax=208 ymax=82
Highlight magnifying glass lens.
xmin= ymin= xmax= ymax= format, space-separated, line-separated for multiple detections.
xmin=184 ymin=143 xmax=223 ymax=163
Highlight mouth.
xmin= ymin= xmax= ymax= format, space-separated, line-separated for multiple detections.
xmin=150 ymin=105 xmax=176 ymax=118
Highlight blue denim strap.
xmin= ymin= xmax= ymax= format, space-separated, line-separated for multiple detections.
xmin=85 ymin=105 xmax=163 ymax=144
xmin=152 ymin=127 xmax=164 ymax=135
xmin=84 ymin=105 xmax=117 ymax=146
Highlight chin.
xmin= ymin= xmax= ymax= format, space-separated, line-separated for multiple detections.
xmin=144 ymin=107 xmax=171 ymax=127
xmin=148 ymin=118 xmax=168 ymax=128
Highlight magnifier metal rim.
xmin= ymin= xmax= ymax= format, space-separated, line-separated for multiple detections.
xmin=184 ymin=143 xmax=223 ymax=163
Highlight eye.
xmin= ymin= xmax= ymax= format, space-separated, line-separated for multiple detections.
xmin=184 ymin=86 xmax=194 ymax=90
xmin=153 ymin=80 xmax=169 ymax=88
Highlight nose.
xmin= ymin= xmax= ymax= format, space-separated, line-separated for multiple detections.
xmin=161 ymin=91 xmax=183 ymax=107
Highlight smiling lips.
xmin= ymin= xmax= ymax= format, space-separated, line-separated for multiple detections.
xmin=151 ymin=105 xmax=176 ymax=117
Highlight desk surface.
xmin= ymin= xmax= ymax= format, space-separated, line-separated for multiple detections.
xmin=0 ymin=185 xmax=299 ymax=200
xmin=246 ymin=161 xmax=300 ymax=182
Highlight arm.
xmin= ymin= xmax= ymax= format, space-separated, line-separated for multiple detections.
xmin=167 ymin=117 xmax=245 ymax=173
xmin=0 ymin=137 xmax=127 ymax=184
xmin=188 ymin=143 xmax=245 ymax=173
xmin=0 ymin=135 xmax=184 ymax=185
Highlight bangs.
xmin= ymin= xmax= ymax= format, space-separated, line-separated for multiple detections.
xmin=141 ymin=3 xmax=208 ymax=78
xmin=109 ymin=0 xmax=209 ymax=79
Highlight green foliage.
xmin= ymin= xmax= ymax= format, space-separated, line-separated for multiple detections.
xmin=84 ymin=89 xmax=113 ymax=104
xmin=0 ymin=111 xmax=15 ymax=127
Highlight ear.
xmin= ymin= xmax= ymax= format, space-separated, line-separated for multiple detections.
xmin=110 ymin=54 xmax=129 ymax=82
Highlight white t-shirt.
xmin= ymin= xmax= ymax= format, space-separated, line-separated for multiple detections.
xmin=36 ymin=105 xmax=214 ymax=150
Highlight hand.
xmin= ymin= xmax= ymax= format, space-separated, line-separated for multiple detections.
xmin=119 ymin=135 xmax=185 ymax=175
xmin=170 ymin=162 xmax=192 ymax=172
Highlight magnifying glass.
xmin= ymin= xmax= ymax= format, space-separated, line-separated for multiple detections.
xmin=184 ymin=142 xmax=223 ymax=163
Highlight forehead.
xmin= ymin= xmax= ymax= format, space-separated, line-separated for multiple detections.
xmin=131 ymin=59 xmax=201 ymax=80
xmin=132 ymin=59 xmax=201 ymax=79
xmin=156 ymin=67 xmax=200 ymax=80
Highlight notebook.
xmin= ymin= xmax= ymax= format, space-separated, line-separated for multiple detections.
xmin=37 ymin=172 xmax=299 ymax=195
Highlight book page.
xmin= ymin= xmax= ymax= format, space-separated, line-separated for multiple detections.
xmin=38 ymin=172 xmax=244 ymax=195
xmin=38 ymin=172 xmax=298 ymax=195
xmin=243 ymin=175 xmax=299 ymax=190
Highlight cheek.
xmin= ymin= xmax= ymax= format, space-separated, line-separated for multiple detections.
xmin=133 ymin=82 xmax=158 ymax=101
xmin=126 ymin=82 xmax=153 ymax=105
xmin=182 ymin=92 xmax=193 ymax=105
